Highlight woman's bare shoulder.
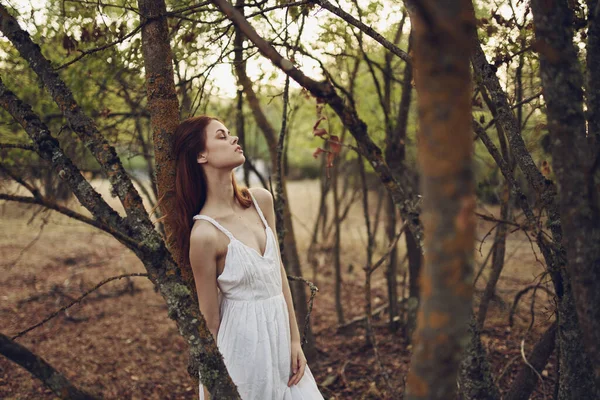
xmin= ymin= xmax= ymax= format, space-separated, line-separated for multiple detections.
xmin=248 ymin=187 xmax=273 ymax=207
xmin=189 ymin=219 xmax=220 ymax=250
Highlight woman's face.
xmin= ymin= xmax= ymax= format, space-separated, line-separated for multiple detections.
xmin=197 ymin=119 xmax=245 ymax=169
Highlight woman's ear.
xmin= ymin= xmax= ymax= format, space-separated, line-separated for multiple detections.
xmin=197 ymin=153 xmax=207 ymax=164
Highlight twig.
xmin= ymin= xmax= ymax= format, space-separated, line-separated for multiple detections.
xmin=0 ymin=142 xmax=35 ymax=151
xmin=11 ymin=273 xmax=149 ymax=340
xmin=314 ymin=0 xmax=410 ymax=63
xmin=2 ymin=215 xmax=48 ymax=269
xmin=366 ymin=221 xmax=407 ymax=274
xmin=520 ymin=338 xmax=546 ymax=400
xmin=286 ymin=275 xmax=319 ymax=346
xmin=509 ymin=283 xmax=553 ymax=327
xmin=55 ymin=24 xmax=145 ymax=70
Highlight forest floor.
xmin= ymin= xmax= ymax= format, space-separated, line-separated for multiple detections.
xmin=0 ymin=179 xmax=556 ymax=399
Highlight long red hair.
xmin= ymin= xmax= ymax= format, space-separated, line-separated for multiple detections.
xmin=167 ymin=115 xmax=251 ymax=269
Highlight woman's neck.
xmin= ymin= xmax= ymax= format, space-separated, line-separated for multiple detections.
xmin=202 ymin=168 xmax=237 ymax=214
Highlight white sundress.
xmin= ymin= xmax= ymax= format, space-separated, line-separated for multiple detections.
xmin=193 ymin=191 xmax=324 ymax=400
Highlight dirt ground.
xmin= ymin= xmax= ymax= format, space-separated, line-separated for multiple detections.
xmin=0 ymin=179 xmax=556 ymax=399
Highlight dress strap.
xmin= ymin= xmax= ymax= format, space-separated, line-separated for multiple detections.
xmin=192 ymin=215 xmax=235 ymax=241
xmin=248 ymin=190 xmax=269 ymax=229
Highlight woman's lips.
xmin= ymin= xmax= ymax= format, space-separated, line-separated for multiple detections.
xmin=235 ymin=145 xmax=243 ymax=153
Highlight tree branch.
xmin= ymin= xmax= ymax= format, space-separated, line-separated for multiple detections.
xmin=0 ymin=193 xmax=142 ymax=250
xmin=314 ymin=0 xmax=411 ymax=64
xmin=0 ymin=332 xmax=100 ymax=399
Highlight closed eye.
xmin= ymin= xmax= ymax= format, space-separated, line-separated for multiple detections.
xmin=216 ymin=129 xmax=230 ymax=139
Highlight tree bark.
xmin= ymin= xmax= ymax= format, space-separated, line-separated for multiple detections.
xmin=586 ymin=0 xmax=600 ymax=147
xmin=137 ymin=0 xmax=184 ymax=275
xmin=404 ymin=1 xmax=476 ymax=399
xmin=530 ymin=0 xmax=600 ymax=392
xmin=457 ymin=318 xmax=501 ymax=400
xmin=136 ymin=1 xmax=242 ymax=397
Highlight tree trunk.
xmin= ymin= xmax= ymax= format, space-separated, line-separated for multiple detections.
xmin=586 ymin=0 xmax=600 ymax=148
xmin=332 ymin=154 xmax=345 ymax=325
xmin=504 ymin=322 xmax=557 ymax=400
xmin=137 ymin=1 xmax=242 ymax=397
xmin=457 ymin=318 xmax=501 ymax=400
xmin=404 ymin=1 xmax=476 ymax=399
xmin=530 ymin=0 xmax=600 ymax=392
xmin=476 ymin=189 xmax=510 ymax=328
xmin=384 ymin=193 xmax=400 ymax=332
xmin=405 ymin=226 xmax=421 ymax=340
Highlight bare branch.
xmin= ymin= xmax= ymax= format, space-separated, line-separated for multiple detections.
xmin=55 ymin=24 xmax=145 ymax=70
xmin=0 ymin=193 xmax=144 ymax=250
xmin=11 ymin=273 xmax=149 ymax=340
xmin=314 ymin=0 xmax=411 ymax=64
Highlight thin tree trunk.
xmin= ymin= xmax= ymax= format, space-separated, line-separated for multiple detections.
xmin=384 ymin=28 xmax=416 ymax=334
xmin=476 ymin=191 xmax=510 ymax=328
xmin=404 ymin=1 xmax=476 ymax=398
xmin=358 ymin=155 xmax=375 ymax=347
xmin=384 ymin=193 xmax=400 ymax=332
xmin=504 ymin=322 xmax=558 ymax=400
xmin=332 ymin=154 xmax=345 ymax=325
xmin=405 ymin=226 xmax=421 ymax=340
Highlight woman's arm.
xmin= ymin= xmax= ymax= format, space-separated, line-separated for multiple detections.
xmin=189 ymin=221 xmax=222 ymax=399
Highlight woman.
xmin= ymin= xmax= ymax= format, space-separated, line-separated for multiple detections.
xmin=169 ymin=116 xmax=324 ymax=399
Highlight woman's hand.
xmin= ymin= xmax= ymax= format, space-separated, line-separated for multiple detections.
xmin=288 ymin=340 xmax=307 ymax=387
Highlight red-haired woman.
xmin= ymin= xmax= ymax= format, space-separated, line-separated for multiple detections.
xmin=169 ymin=116 xmax=324 ymax=399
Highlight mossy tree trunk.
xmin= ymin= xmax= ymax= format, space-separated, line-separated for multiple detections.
xmin=530 ymin=0 xmax=600 ymax=393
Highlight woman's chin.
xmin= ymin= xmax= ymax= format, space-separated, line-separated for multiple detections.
xmin=233 ymin=156 xmax=245 ymax=168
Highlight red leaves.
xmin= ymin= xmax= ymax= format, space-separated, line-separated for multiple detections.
xmin=313 ymin=128 xmax=327 ymax=137
xmin=312 ymin=148 xmax=326 ymax=158
xmin=312 ymin=108 xmax=343 ymax=177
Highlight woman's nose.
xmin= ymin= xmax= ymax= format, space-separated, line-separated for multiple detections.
xmin=231 ymin=136 xmax=239 ymax=145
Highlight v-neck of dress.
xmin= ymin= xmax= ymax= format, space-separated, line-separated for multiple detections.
xmin=195 ymin=191 xmax=271 ymax=259
xmin=230 ymin=226 xmax=271 ymax=259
